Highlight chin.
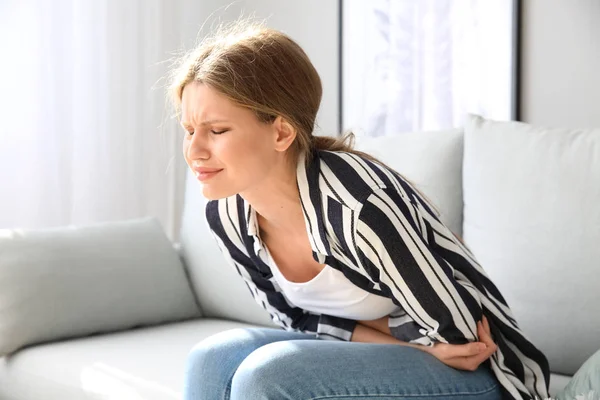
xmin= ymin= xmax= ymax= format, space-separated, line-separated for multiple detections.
xmin=201 ymin=185 xmax=237 ymax=201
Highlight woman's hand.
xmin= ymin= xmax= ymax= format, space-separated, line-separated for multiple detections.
xmin=424 ymin=315 xmax=498 ymax=371
xmin=356 ymin=315 xmax=498 ymax=372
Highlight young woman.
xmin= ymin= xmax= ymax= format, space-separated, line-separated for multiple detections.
xmin=169 ymin=22 xmax=550 ymax=400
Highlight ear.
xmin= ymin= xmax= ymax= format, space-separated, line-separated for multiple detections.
xmin=272 ymin=116 xmax=297 ymax=152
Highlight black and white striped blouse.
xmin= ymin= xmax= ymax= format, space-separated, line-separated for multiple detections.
xmin=206 ymin=149 xmax=550 ymax=400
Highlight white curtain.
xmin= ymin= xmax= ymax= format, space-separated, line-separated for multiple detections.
xmin=342 ymin=0 xmax=517 ymax=137
xmin=0 ymin=0 xmax=205 ymax=240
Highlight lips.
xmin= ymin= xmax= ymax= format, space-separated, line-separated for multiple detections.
xmin=193 ymin=167 xmax=223 ymax=182
xmin=193 ymin=167 xmax=222 ymax=174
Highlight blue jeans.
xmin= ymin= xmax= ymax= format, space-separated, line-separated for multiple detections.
xmin=183 ymin=327 xmax=502 ymax=400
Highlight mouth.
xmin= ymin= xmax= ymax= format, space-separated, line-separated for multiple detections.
xmin=194 ymin=169 xmax=223 ymax=182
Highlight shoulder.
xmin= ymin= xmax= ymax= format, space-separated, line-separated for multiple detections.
xmin=316 ymin=150 xmax=439 ymax=220
xmin=315 ymin=150 xmax=395 ymax=209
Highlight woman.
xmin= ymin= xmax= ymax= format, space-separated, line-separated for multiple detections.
xmin=169 ymin=22 xmax=550 ymax=400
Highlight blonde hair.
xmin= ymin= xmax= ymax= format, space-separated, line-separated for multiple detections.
xmin=167 ymin=20 xmax=377 ymax=163
xmin=167 ymin=19 xmax=442 ymax=217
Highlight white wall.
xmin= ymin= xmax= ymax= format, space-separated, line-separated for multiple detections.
xmin=521 ymin=0 xmax=600 ymax=127
xmin=177 ymin=0 xmax=340 ymax=136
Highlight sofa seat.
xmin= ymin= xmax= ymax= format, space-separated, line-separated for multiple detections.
xmin=0 ymin=319 xmax=260 ymax=400
xmin=0 ymin=312 xmax=576 ymax=400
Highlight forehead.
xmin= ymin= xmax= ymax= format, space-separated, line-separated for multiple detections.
xmin=180 ymin=82 xmax=236 ymax=123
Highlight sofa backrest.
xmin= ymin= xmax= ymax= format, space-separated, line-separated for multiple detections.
xmin=354 ymin=128 xmax=465 ymax=236
xmin=462 ymin=115 xmax=600 ymax=375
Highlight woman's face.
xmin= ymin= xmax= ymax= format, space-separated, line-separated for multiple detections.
xmin=180 ymin=81 xmax=280 ymax=200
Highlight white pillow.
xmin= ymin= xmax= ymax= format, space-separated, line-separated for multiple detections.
xmin=462 ymin=114 xmax=600 ymax=375
xmin=0 ymin=217 xmax=201 ymax=356
xmin=354 ymin=128 xmax=464 ymax=236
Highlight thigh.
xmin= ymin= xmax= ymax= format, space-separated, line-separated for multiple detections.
xmin=231 ymin=340 xmax=503 ymax=400
xmin=183 ymin=327 xmax=317 ymax=400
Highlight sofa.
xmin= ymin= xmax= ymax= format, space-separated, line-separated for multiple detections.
xmin=1 ymin=114 xmax=598 ymax=399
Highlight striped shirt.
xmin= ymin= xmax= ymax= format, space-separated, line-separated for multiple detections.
xmin=206 ymin=149 xmax=550 ymax=400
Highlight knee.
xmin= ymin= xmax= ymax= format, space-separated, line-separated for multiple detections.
xmin=230 ymin=341 xmax=299 ymax=399
xmin=185 ymin=335 xmax=223 ymax=378
xmin=185 ymin=328 xmax=251 ymax=377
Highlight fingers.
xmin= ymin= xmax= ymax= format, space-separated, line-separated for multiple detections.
xmin=428 ymin=316 xmax=498 ymax=372
xmin=477 ymin=315 xmax=492 ymax=343
xmin=437 ymin=318 xmax=492 ymax=359
xmin=479 ymin=315 xmax=490 ymax=335
xmin=452 ymin=321 xmax=494 ymax=369
xmin=463 ymin=341 xmax=489 ymax=357
xmin=483 ymin=315 xmax=491 ymax=334
xmin=470 ymin=319 xmax=497 ymax=364
xmin=479 ymin=316 xmax=495 ymax=347
xmin=477 ymin=320 xmax=494 ymax=348
xmin=435 ymin=339 xmax=487 ymax=359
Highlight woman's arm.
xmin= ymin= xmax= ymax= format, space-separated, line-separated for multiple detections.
xmin=352 ymin=321 xmax=406 ymax=345
xmin=355 ymin=317 xmax=498 ymax=372
xmin=354 ymin=187 xmax=483 ymax=346
xmin=358 ymin=317 xmax=391 ymax=336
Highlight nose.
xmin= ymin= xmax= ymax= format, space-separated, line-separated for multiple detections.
xmin=185 ymin=131 xmax=210 ymax=161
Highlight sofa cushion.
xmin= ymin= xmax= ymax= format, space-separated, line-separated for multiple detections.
xmin=354 ymin=128 xmax=465 ymax=236
xmin=462 ymin=114 xmax=600 ymax=375
xmin=0 ymin=319 xmax=256 ymax=400
xmin=550 ymin=373 xmax=575 ymax=398
xmin=557 ymin=349 xmax=600 ymax=400
xmin=179 ymin=170 xmax=276 ymax=327
xmin=0 ymin=217 xmax=201 ymax=357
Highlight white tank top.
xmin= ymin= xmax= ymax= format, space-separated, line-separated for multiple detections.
xmin=266 ymin=249 xmax=399 ymax=320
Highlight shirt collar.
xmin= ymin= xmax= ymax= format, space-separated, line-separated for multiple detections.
xmin=244 ymin=199 xmax=259 ymax=237
xmin=243 ymin=150 xmax=331 ymax=259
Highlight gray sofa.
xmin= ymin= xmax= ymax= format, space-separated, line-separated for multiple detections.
xmin=1 ymin=115 xmax=598 ymax=399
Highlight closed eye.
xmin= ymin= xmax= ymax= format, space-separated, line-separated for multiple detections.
xmin=184 ymin=129 xmax=229 ymax=136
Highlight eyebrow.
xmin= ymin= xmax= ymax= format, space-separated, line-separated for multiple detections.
xmin=180 ymin=119 xmax=229 ymax=129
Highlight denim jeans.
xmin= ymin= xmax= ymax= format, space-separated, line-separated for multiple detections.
xmin=183 ymin=327 xmax=502 ymax=400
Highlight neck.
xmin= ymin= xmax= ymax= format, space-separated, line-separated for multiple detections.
xmin=240 ymin=155 xmax=305 ymax=237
